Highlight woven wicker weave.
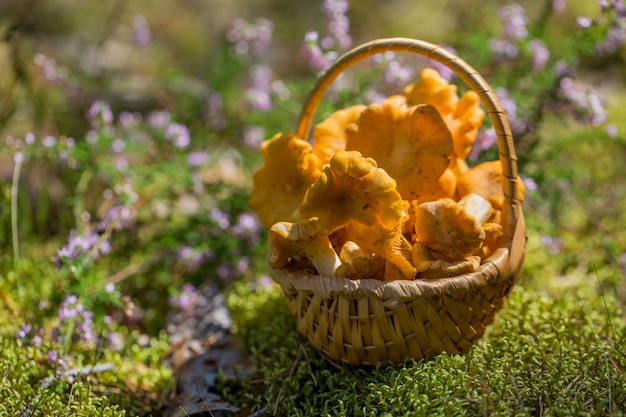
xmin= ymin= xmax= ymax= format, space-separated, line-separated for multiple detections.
xmin=270 ymin=38 xmax=527 ymax=366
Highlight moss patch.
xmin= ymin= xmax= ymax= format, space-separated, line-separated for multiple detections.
xmin=226 ymin=280 xmax=626 ymax=416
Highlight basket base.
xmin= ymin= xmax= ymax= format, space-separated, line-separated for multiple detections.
xmin=276 ymin=272 xmax=512 ymax=366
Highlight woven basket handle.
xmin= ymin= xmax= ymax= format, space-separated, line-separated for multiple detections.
xmin=295 ymin=37 xmax=522 ymax=245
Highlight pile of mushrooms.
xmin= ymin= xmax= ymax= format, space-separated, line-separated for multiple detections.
xmin=249 ymin=68 xmax=525 ymax=281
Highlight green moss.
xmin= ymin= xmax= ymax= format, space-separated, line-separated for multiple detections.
xmin=0 ymin=255 xmax=173 ymax=416
xmin=226 ymin=280 xmax=626 ymax=416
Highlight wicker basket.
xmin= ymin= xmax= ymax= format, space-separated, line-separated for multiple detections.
xmin=270 ymin=38 xmax=527 ymax=366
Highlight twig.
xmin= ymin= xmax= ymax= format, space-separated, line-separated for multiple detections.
xmin=299 ymin=343 xmax=318 ymax=387
xmin=247 ymin=393 xmax=303 ymax=417
xmin=11 ymin=152 xmax=23 ymax=262
xmin=272 ymin=348 xmax=304 ymax=416
xmin=40 ymin=362 xmax=115 ymax=389
xmin=107 ymin=261 xmax=144 ymax=285
xmin=321 ymin=354 xmax=366 ymax=391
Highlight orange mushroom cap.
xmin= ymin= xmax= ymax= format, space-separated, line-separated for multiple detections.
xmin=345 ymin=101 xmax=454 ymax=200
xmin=456 ymin=160 xmax=526 ymax=211
xmin=404 ymin=68 xmax=485 ymax=161
xmin=336 ymin=241 xmax=385 ymax=280
xmin=249 ymin=133 xmax=323 ymax=228
xmin=299 ymin=150 xmax=405 ymax=235
xmin=413 ymin=198 xmax=485 ymax=262
xmin=312 ymin=104 xmax=367 ymax=165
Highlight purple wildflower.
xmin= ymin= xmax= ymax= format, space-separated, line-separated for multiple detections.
xmin=57 ymin=295 xmax=96 ymax=344
xmin=553 ymin=0 xmax=566 ymax=11
xmin=217 ymin=262 xmax=233 ymax=280
xmin=595 ymin=22 xmax=626 ymax=55
xmin=54 ymin=230 xmax=97 ymax=263
xmin=16 ymin=323 xmax=32 ymax=340
xmin=528 ymin=39 xmax=550 ymax=70
xmin=605 ymin=123 xmax=618 ymax=137
xmin=257 ymin=275 xmax=274 ymax=289
xmin=54 ymin=228 xmax=113 ymax=267
xmin=132 ymin=15 xmax=151 ymax=47
xmin=147 ymin=110 xmax=172 ymax=130
xmin=558 ymin=77 xmax=607 ymax=125
xmin=58 ymin=295 xmax=79 ymax=322
xmin=165 ymin=122 xmax=191 ymax=149
xmin=169 ymin=283 xmax=199 ymax=311
xmin=113 ymin=156 xmax=127 ymax=173
xmin=105 ymin=282 xmax=116 ymax=293
xmin=496 ymin=87 xmax=517 ymax=118
xmin=243 ymin=125 xmax=265 ymax=148
xmin=246 ymin=65 xmax=273 ymax=111
xmin=612 ymin=0 xmax=626 ymax=17
xmin=499 ymin=3 xmax=528 ymax=39
xmin=108 ymin=331 xmax=124 ymax=351
xmin=210 ymin=209 xmax=230 ymax=229
xmin=577 ymin=16 xmax=593 ymax=28
xmin=541 ymin=235 xmax=564 ymax=254
xmin=375 ymin=52 xmax=414 ymax=87
xmin=99 ymin=205 xmax=134 ymax=231
xmin=521 ymin=176 xmax=538 ymax=193
xmin=87 ymin=101 xmax=114 ymax=127
xmin=469 ymin=128 xmax=498 ymax=161
xmin=301 ymin=31 xmax=334 ymax=71
xmin=271 ymin=80 xmax=291 ymax=100
xmin=34 ymin=54 xmax=57 ymax=81
xmin=176 ymin=246 xmax=210 ymax=271
xmin=227 ymin=18 xmax=274 ymax=56
xmin=232 ymin=213 xmax=261 ymax=237
xmin=187 ymin=151 xmax=210 ymax=167
xmin=118 ymin=111 xmax=142 ymax=128
xmin=233 ymin=213 xmax=261 ymax=245
xmin=489 ymin=39 xmax=519 ymax=59
xmin=428 ymin=45 xmax=457 ymax=81
xmin=365 ymin=89 xmax=387 ymax=104
xmin=204 ymin=91 xmax=226 ymax=131
xmin=42 ymin=135 xmax=57 ymax=148
xmin=234 ymin=257 xmax=250 ymax=275
xmin=323 ymin=0 xmax=352 ymax=50
xmin=111 ymin=138 xmax=125 ymax=153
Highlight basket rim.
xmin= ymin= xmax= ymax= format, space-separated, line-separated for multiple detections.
xmin=271 ymin=241 xmax=522 ymax=303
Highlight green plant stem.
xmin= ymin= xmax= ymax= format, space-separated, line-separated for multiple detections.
xmin=74 ymin=170 xmax=94 ymax=227
xmin=11 ymin=154 xmax=23 ymax=263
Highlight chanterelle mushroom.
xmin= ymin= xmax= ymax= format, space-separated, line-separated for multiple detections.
xmin=335 ymin=241 xmax=385 ymax=280
xmin=412 ymin=243 xmax=482 ymax=279
xmin=249 ymin=133 xmax=323 ymax=228
xmin=268 ymin=218 xmax=341 ymax=278
xmin=456 ymin=160 xmax=526 ymax=211
xmin=312 ymin=104 xmax=367 ymax=165
xmin=404 ymin=68 xmax=485 ymax=163
xmin=345 ymin=100 xmax=454 ymax=201
xmin=412 ymin=198 xmax=486 ymax=262
xmin=382 ymin=221 xmax=417 ymax=281
xmin=299 ymin=150 xmax=405 ymax=234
